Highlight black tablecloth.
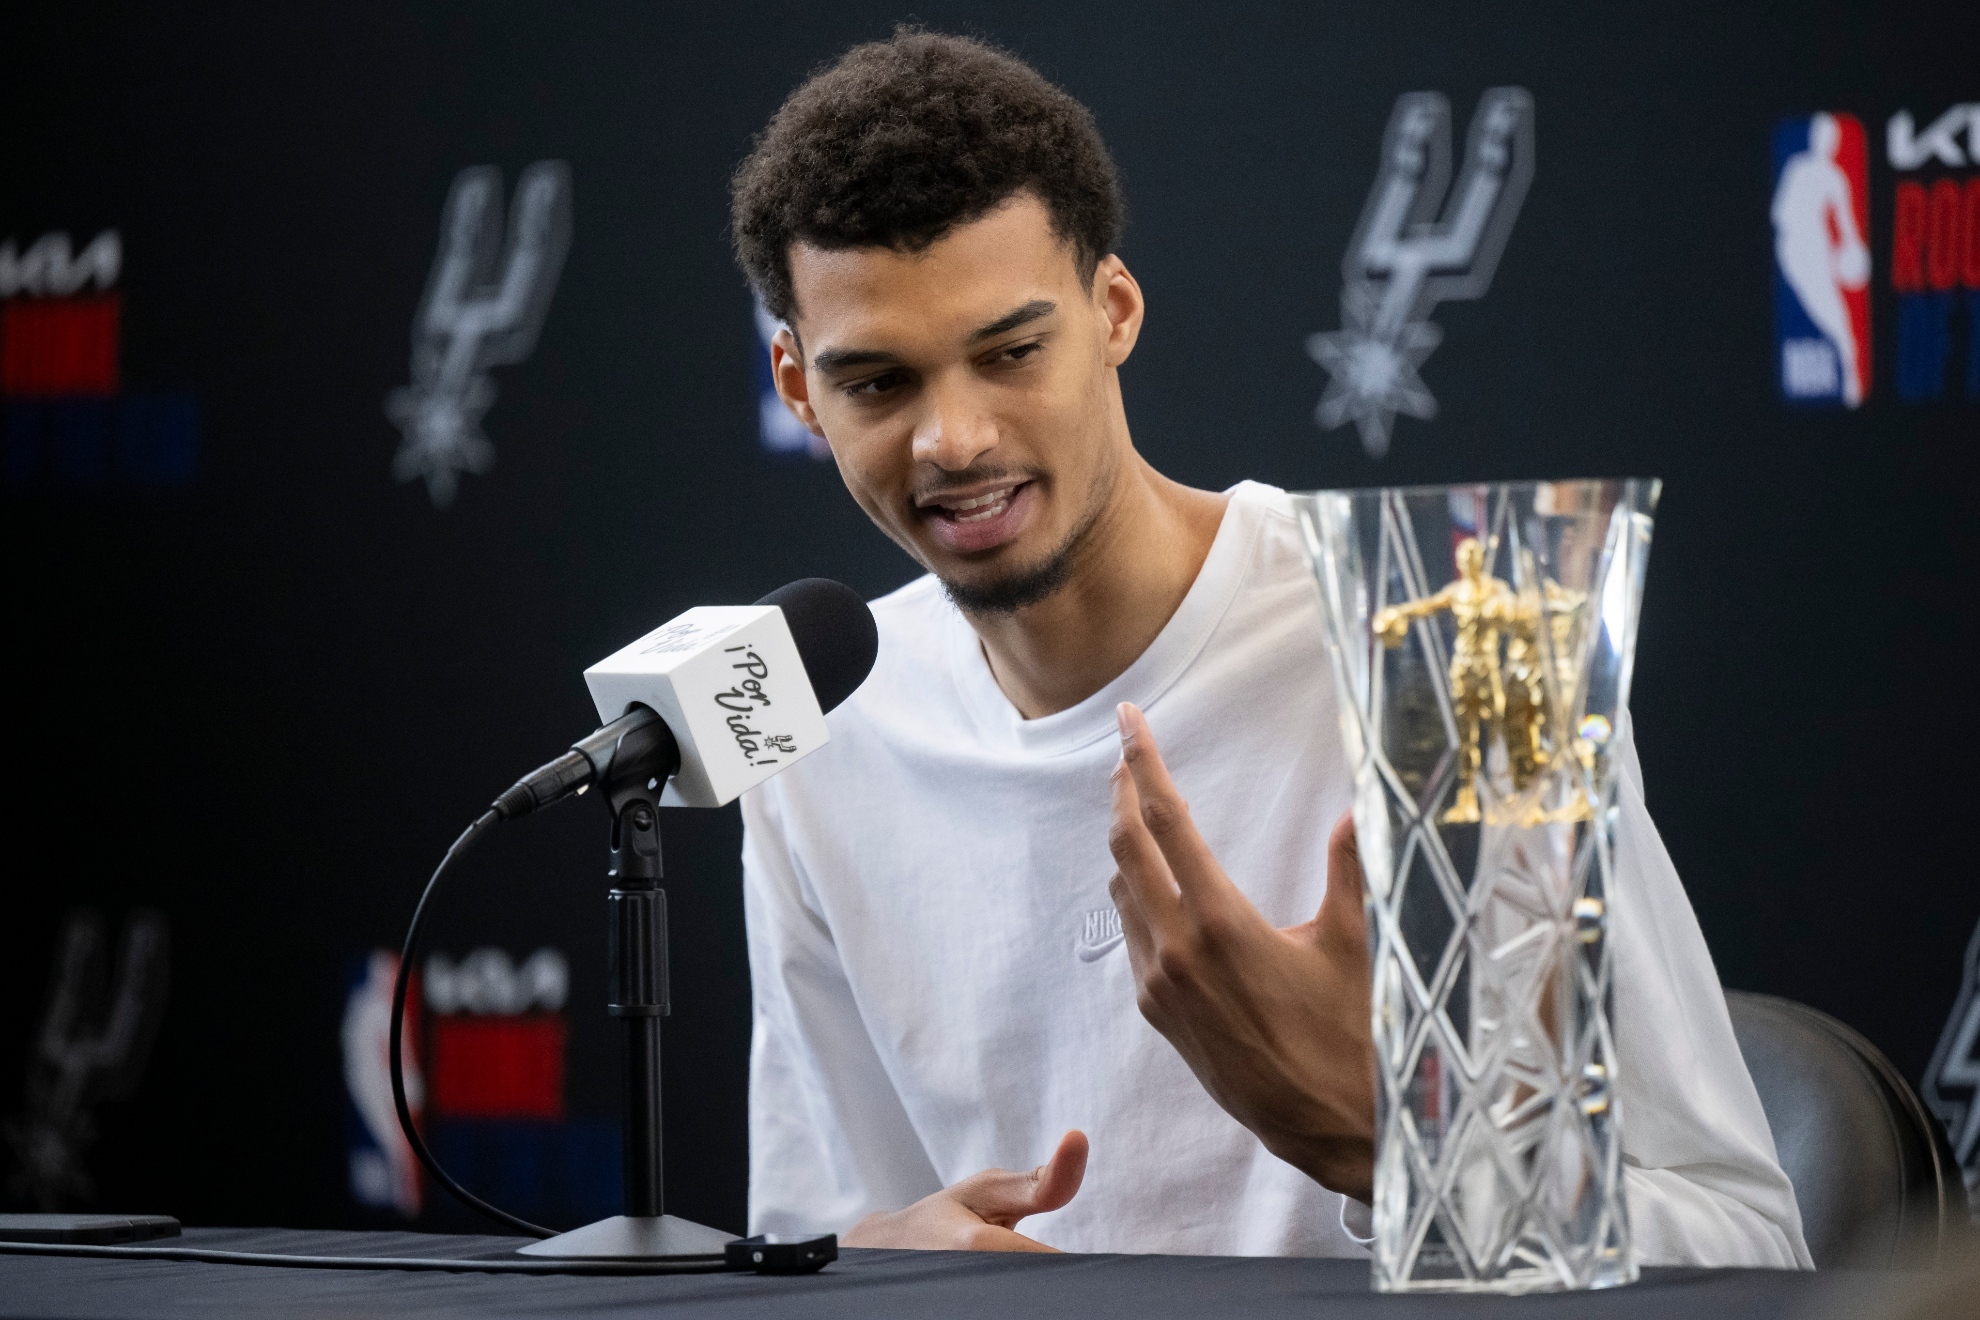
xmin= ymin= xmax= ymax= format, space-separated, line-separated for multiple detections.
xmin=0 ymin=1227 xmax=1906 ymax=1319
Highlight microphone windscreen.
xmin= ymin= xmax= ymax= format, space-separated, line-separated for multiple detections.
xmin=754 ymin=578 xmax=879 ymax=714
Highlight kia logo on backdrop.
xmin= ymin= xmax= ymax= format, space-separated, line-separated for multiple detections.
xmin=1887 ymin=103 xmax=1979 ymax=403
xmin=1 ymin=229 xmax=199 ymax=489
xmin=386 ymin=162 xmax=572 ymax=509
xmin=1308 ymin=87 xmax=1534 ymax=459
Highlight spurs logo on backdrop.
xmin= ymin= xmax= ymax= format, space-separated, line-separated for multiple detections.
xmin=1923 ymin=919 xmax=1980 ymax=1207
xmin=6 ymin=911 xmax=169 ymax=1209
xmin=387 ymin=162 xmax=571 ymax=508
xmin=1308 ymin=88 xmax=1534 ymax=458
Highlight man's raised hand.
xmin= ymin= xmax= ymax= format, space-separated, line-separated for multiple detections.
xmin=840 ymin=1129 xmax=1088 ymax=1252
xmin=1107 ymin=702 xmax=1377 ymax=1202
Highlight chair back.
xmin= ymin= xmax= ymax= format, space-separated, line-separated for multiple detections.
xmin=1725 ymin=990 xmax=1960 ymax=1268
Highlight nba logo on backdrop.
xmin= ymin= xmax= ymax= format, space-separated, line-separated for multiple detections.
xmin=1771 ymin=114 xmax=1872 ymax=407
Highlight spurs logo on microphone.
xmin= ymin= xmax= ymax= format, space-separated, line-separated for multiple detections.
xmin=386 ymin=161 xmax=572 ymax=508
xmin=1308 ymin=88 xmax=1534 ymax=459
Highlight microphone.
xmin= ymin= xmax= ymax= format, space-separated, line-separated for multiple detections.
xmin=492 ymin=578 xmax=877 ymax=820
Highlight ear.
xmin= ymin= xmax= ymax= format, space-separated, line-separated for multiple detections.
xmin=769 ymin=327 xmax=828 ymax=440
xmin=1094 ymin=255 xmax=1145 ymax=368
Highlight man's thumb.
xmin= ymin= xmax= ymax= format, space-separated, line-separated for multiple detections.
xmin=1319 ymin=811 xmax=1367 ymax=922
xmin=957 ymin=1130 xmax=1089 ymax=1225
xmin=1028 ymin=1129 xmax=1089 ymax=1213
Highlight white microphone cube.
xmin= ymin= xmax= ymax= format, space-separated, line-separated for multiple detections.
xmin=583 ymin=605 xmax=830 ymax=807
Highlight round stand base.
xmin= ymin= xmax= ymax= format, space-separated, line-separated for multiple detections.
xmin=514 ymin=1214 xmax=734 ymax=1261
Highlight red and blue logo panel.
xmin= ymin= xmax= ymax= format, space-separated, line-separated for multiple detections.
xmin=1771 ymin=114 xmax=1872 ymax=407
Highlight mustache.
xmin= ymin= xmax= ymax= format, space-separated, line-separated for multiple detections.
xmin=911 ymin=467 xmax=1042 ymax=503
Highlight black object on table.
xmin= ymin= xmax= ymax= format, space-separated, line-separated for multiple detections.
xmin=0 ymin=1227 xmax=1912 ymax=1319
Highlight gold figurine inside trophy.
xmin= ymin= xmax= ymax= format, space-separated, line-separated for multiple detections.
xmin=1372 ymin=537 xmax=1593 ymax=826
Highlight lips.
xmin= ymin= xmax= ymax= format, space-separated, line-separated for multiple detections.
xmin=920 ymin=480 xmax=1036 ymax=554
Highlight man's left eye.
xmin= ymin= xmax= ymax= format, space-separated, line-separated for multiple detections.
xmin=1000 ymin=342 xmax=1043 ymax=363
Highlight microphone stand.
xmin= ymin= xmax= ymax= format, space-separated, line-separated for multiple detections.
xmin=516 ymin=772 xmax=733 ymax=1260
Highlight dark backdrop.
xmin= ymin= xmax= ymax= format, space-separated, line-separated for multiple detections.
xmin=3 ymin=0 xmax=1974 ymax=1234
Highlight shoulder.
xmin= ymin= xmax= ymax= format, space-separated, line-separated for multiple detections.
xmin=863 ymin=572 xmax=956 ymax=680
xmin=1222 ymin=480 xmax=1313 ymax=587
xmin=869 ymin=571 xmax=949 ymax=633
xmin=1199 ymin=480 xmax=1330 ymax=666
xmin=811 ymin=573 xmax=958 ymax=744
xmin=746 ymin=572 xmax=963 ymax=831
xmin=1222 ymin=478 xmax=1300 ymax=534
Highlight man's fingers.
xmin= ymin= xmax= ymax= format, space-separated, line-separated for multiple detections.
xmin=953 ymin=1129 xmax=1090 ymax=1227
xmin=1116 ymin=703 xmax=1235 ymax=909
xmin=1109 ymin=734 xmax=1180 ymax=927
xmin=1109 ymin=871 xmax=1161 ymax=980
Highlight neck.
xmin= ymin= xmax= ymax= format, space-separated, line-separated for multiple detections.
xmin=966 ymin=456 xmax=1228 ymax=720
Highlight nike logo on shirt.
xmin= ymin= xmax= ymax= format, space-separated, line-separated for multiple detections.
xmin=1076 ymin=907 xmax=1125 ymax=962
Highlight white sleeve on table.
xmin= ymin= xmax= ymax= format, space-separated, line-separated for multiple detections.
xmin=740 ymin=783 xmax=944 ymax=1238
xmin=1611 ymin=715 xmax=1813 ymax=1269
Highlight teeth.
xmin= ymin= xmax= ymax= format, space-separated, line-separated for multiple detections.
xmin=950 ymin=487 xmax=1014 ymax=511
xmin=940 ymin=485 xmax=1017 ymax=523
xmin=955 ymin=498 xmax=1009 ymax=523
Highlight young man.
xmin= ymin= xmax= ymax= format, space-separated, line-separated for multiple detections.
xmin=731 ymin=29 xmax=1809 ymax=1265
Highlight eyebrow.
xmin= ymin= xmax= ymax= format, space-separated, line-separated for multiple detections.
xmin=809 ymin=299 xmax=1058 ymax=374
xmin=968 ymin=299 xmax=1056 ymax=342
xmin=810 ymin=346 xmax=898 ymax=372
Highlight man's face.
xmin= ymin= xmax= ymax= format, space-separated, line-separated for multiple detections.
xmin=771 ymin=193 xmax=1143 ymax=612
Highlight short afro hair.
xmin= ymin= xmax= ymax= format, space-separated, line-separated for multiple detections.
xmin=731 ymin=28 xmax=1125 ymax=325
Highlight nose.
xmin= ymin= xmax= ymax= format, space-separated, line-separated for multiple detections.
xmin=910 ymin=376 xmax=999 ymax=471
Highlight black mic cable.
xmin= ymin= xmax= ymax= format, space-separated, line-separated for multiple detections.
xmin=387 ymin=707 xmax=685 ymax=1240
xmin=387 ymin=809 xmax=561 ymax=1240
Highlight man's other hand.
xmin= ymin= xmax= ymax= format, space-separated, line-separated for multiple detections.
xmin=840 ymin=1129 xmax=1088 ymax=1251
xmin=1107 ymin=702 xmax=1376 ymax=1202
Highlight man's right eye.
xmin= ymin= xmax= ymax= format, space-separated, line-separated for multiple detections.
xmin=845 ymin=371 xmax=907 ymax=399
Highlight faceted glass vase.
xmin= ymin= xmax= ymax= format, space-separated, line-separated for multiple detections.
xmin=1296 ymin=479 xmax=1659 ymax=1294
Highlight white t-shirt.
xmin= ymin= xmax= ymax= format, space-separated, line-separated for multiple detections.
xmin=741 ymin=481 xmax=1811 ymax=1266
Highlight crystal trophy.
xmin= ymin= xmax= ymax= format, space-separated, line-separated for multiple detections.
xmin=1296 ymin=479 xmax=1659 ymax=1293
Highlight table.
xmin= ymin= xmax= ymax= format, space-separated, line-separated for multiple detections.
xmin=0 ymin=1227 xmax=1913 ymax=1318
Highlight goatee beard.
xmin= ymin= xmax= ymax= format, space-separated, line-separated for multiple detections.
xmin=939 ymin=498 xmax=1103 ymax=616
